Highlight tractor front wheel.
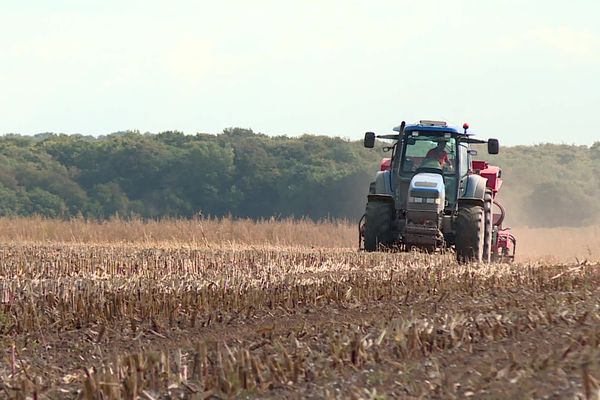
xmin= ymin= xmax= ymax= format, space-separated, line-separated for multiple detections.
xmin=364 ymin=199 xmax=394 ymax=252
xmin=455 ymin=203 xmax=485 ymax=263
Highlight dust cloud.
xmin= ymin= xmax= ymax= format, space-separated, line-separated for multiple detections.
xmin=495 ymin=194 xmax=600 ymax=262
xmin=512 ymin=226 xmax=600 ymax=262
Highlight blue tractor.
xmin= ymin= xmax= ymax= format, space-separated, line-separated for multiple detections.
xmin=360 ymin=120 xmax=506 ymax=263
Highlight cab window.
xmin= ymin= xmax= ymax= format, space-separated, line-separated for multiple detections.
xmin=401 ymin=135 xmax=456 ymax=174
xmin=458 ymin=143 xmax=469 ymax=177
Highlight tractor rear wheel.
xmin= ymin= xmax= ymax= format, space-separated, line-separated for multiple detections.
xmin=455 ymin=203 xmax=485 ymax=263
xmin=483 ymin=190 xmax=493 ymax=263
xmin=364 ymin=199 xmax=394 ymax=252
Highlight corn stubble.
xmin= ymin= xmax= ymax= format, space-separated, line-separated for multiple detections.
xmin=0 ymin=221 xmax=599 ymax=398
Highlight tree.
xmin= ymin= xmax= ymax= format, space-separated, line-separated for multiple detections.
xmin=90 ymin=182 xmax=130 ymax=218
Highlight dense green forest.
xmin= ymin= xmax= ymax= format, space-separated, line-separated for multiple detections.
xmin=0 ymin=128 xmax=597 ymax=227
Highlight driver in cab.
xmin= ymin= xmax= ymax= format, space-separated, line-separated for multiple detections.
xmin=425 ymin=139 xmax=453 ymax=171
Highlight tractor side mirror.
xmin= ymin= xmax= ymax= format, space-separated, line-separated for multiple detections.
xmin=364 ymin=132 xmax=375 ymax=148
xmin=488 ymin=138 xmax=499 ymax=154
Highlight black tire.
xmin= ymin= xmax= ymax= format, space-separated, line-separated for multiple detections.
xmin=483 ymin=190 xmax=493 ymax=263
xmin=455 ymin=203 xmax=485 ymax=263
xmin=364 ymin=200 xmax=394 ymax=252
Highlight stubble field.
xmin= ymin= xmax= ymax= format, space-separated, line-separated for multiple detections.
xmin=0 ymin=217 xmax=599 ymax=399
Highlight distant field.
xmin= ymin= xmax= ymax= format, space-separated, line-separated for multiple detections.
xmin=0 ymin=217 xmax=597 ymax=261
xmin=0 ymin=216 xmax=356 ymax=248
xmin=0 ymin=218 xmax=599 ymax=398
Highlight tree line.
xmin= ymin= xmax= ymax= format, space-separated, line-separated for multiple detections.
xmin=0 ymin=128 xmax=597 ymax=227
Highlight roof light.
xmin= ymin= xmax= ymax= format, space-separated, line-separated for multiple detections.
xmin=419 ymin=120 xmax=447 ymax=127
xmin=463 ymin=123 xmax=469 ymax=134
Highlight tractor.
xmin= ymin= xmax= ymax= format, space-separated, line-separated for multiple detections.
xmin=359 ymin=120 xmax=516 ymax=263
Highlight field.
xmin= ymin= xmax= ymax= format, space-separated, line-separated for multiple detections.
xmin=1 ymin=218 xmax=600 ymax=399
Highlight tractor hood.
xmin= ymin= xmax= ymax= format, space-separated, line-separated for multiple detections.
xmin=409 ymin=173 xmax=445 ymax=200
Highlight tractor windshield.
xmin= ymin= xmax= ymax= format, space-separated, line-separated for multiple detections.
xmin=401 ymin=135 xmax=456 ymax=174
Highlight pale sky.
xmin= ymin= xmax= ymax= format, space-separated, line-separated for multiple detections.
xmin=1 ymin=1 xmax=599 ymax=146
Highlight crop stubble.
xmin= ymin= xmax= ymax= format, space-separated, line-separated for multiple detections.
xmin=0 ymin=219 xmax=599 ymax=398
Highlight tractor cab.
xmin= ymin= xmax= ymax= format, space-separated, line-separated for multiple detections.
xmin=376 ymin=121 xmax=466 ymax=214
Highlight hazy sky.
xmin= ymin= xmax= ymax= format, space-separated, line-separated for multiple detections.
xmin=1 ymin=1 xmax=599 ymax=145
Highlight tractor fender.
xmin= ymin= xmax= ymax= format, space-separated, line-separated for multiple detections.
xmin=458 ymin=174 xmax=487 ymax=207
xmin=373 ymin=170 xmax=394 ymax=195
